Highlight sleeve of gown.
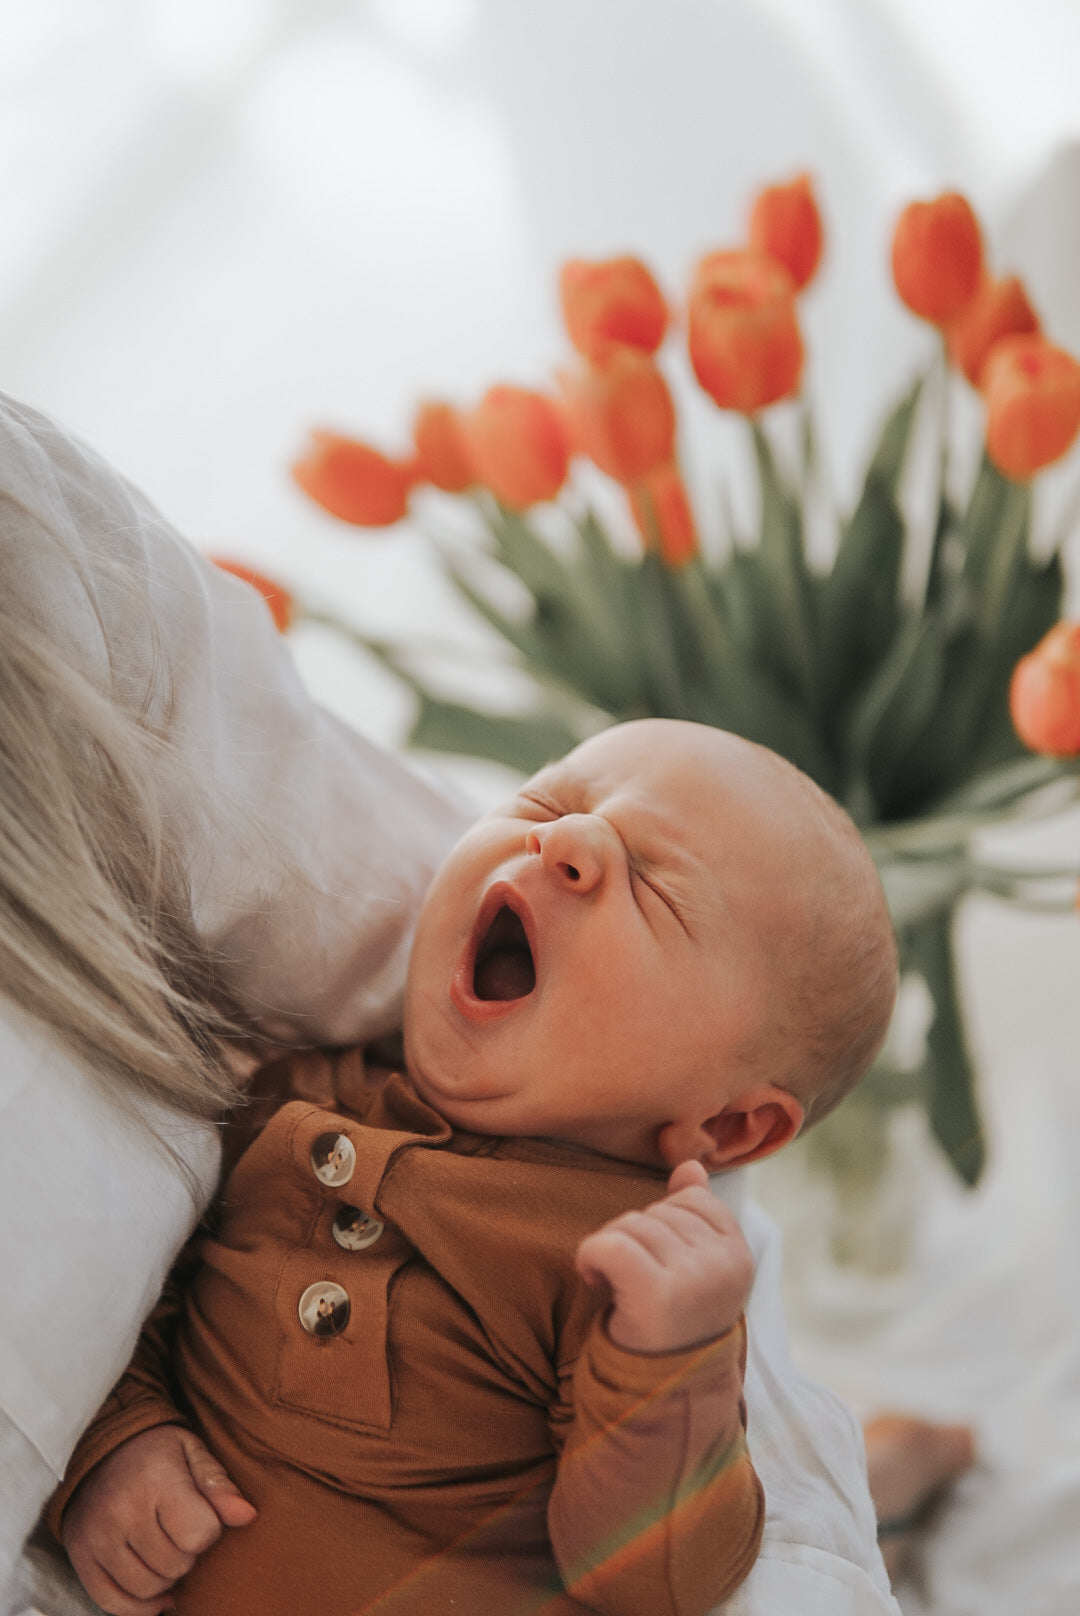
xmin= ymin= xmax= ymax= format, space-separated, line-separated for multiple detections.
xmin=547 ymin=1315 xmax=764 ymax=1616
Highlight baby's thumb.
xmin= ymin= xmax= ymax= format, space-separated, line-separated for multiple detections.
xmin=666 ymin=1159 xmax=709 ymax=1195
xmin=181 ymin=1432 xmax=258 ymax=1528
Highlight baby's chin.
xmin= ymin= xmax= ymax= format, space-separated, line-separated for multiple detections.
xmin=404 ymin=1036 xmax=504 ymax=1116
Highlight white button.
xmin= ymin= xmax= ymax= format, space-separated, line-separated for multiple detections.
xmin=332 ymin=1205 xmax=383 ymax=1251
xmin=298 ymin=1281 xmax=350 ymax=1337
xmin=310 ymin=1131 xmax=356 ymax=1187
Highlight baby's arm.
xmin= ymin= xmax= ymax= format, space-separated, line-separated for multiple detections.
xmin=549 ymin=1162 xmax=764 ymax=1616
xmin=62 ymin=1427 xmax=255 ymax=1616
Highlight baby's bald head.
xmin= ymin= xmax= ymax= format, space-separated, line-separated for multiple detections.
xmin=721 ymin=745 xmax=898 ymax=1127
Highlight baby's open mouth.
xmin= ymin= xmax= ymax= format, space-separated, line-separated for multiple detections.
xmin=472 ymin=904 xmax=536 ymax=1002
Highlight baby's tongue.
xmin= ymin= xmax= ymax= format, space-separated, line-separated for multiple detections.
xmin=474 ymin=945 xmax=534 ymax=1002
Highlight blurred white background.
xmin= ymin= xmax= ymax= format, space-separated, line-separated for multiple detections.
xmin=5 ymin=3 xmax=1080 ymax=1609
xmin=5 ymin=0 xmax=1080 ymax=767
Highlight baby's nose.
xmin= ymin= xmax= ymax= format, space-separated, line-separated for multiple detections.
xmin=525 ymin=814 xmax=616 ymax=894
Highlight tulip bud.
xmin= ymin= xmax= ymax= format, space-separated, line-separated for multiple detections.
xmin=629 ymin=461 xmax=699 ymax=567
xmin=209 ymin=557 xmax=295 ymax=633
xmin=559 ymin=256 xmax=669 ymax=361
xmin=687 ymin=248 xmax=803 ymax=414
xmin=982 ymin=335 xmax=1080 ymax=481
xmin=891 ymin=192 xmax=983 ymax=326
xmin=412 ymin=401 xmax=474 ymax=492
xmin=465 ymin=385 xmax=570 ymax=509
xmin=946 ymin=274 xmax=1040 ymax=387
xmin=558 ymin=350 xmax=676 ymax=484
xmin=1010 ymin=622 xmax=1080 ymax=756
xmin=292 ymin=431 xmax=414 ymax=526
xmin=748 ymin=173 xmax=824 ymax=291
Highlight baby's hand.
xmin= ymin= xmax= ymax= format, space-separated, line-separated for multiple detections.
xmin=63 ymin=1425 xmax=256 ymax=1616
xmin=576 ymin=1161 xmax=754 ymax=1354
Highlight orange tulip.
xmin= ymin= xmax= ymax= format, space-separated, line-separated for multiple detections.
xmin=1010 ymin=622 xmax=1080 ymax=756
xmin=558 ymin=350 xmax=676 ymax=484
xmin=748 ymin=172 xmax=823 ymax=291
xmin=465 ymin=385 xmax=570 ymax=509
xmin=946 ymin=274 xmax=1040 ymax=387
xmin=292 ymin=431 xmax=414 ymax=526
xmin=411 ymin=400 xmax=474 ymax=493
xmin=629 ymin=461 xmax=699 ymax=567
xmin=559 ymin=256 xmax=669 ymax=361
xmin=687 ymin=248 xmax=803 ymax=413
xmin=209 ymin=557 xmax=294 ymax=633
xmin=982 ymin=335 xmax=1080 ymax=480
xmin=891 ymin=192 xmax=982 ymax=326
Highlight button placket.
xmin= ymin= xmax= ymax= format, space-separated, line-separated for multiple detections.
xmin=272 ymin=1106 xmax=415 ymax=1429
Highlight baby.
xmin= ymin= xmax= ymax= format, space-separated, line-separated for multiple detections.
xmin=55 ymin=719 xmax=897 ymax=1616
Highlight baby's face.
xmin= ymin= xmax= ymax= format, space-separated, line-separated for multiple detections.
xmin=404 ymin=720 xmax=815 ymax=1166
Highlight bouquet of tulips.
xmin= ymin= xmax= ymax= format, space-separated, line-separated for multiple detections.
xmin=236 ymin=175 xmax=1080 ymax=1196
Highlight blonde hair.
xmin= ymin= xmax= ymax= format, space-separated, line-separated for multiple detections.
xmin=0 ymin=565 xmax=244 ymax=1154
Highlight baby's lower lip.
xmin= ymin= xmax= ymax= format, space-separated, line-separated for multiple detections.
xmin=450 ymin=962 xmax=525 ymax=1023
xmin=451 ymin=880 xmax=537 ymax=1023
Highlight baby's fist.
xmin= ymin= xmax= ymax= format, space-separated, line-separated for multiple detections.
xmin=63 ymin=1425 xmax=256 ymax=1615
xmin=576 ymin=1161 xmax=753 ymax=1354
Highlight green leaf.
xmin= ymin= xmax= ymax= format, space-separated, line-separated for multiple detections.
xmin=485 ymin=503 xmax=575 ymax=604
xmin=715 ymin=547 xmax=788 ymax=672
xmin=749 ymin=422 xmax=818 ymax=713
xmin=631 ymin=552 xmax=698 ymax=716
xmin=817 ymin=381 xmax=922 ymax=729
xmin=570 ymin=509 xmax=648 ymax=703
xmin=408 ymin=694 xmax=584 ymax=774
xmin=474 ymin=507 xmax=628 ymax=707
xmin=843 ymin=611 xmax=950 ymax=821
xmin=871 ymin=375 xmax=925 ymax=492
xmin=883 ymin=624 xmax=984 ymax=817
xmin=817 ymin=470 xmax=905 ymax=724
xmin=439 ymin=554 xmax=561 ymax=670
xmin=902 ymin=911 xmax=985 ymax=1184
xmin=922 ymin=485 xmax=956 ymax=610
xmin=441 ymin=527 xmax=632 ymax=716
xmin=889 ymin=471 xmax=1047 ymax=809
xmin=954 ymin=455 xmax=1030 ymax=607
xmin=661 ymin=559 xmax=837 ymax=786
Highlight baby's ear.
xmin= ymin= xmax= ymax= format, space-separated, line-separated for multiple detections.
xmin=660 ymin=1086 xmax=803 ymax=1171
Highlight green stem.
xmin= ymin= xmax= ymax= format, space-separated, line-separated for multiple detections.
xmin=904 ymin=908 xmax=985 ymax=1184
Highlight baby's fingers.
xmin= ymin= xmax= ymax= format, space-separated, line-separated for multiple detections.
xmin=666 ymin=1159 xmax=709 ymax=1195
xmin=95 ymin=1542 xmax=179 ymax=1605
xmin=66 ymin=1553 xmax=175 ymax=1616
xmin=576 ymin=1223 xmax=661 ymax=1291
xmin=179 ymin=1430 xmax=257 ymax=1530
